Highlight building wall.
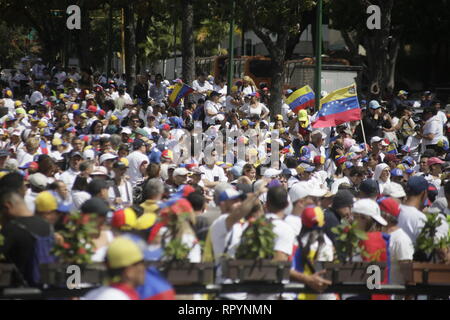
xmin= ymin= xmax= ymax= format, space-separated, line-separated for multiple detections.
xmin=230 ymin=25 xmax=346 ymax=57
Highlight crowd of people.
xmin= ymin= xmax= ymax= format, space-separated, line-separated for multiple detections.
xmin=0 ymin=58 xmax=449 ymax=300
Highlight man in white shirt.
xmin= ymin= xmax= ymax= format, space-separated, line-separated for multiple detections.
xmin=200 ymin=150 xmax=227 ymax=188
xmin=210 ymin=187 xmax=264 ymax=300
xmin=378 ymin=197 xmax=414 ymax=286
xmin=308 ymin=130 xmax=326 ymax=159
xmin=398 ymin=176 xmax=428 ymax=244
xmin=126 ymin=139 xmax=149 ymax=187
xmin=204 ymin=92 xmax=222 ymax=125
xmin=192 ymin=72 xmax=213 ymax=103
xmin=59 ymin=152 xmax=84 ymax=189
xmin=421 ymin=106 xmax=443 ymax=152
xmin=249 ymin=186 xmax=295 ymax=300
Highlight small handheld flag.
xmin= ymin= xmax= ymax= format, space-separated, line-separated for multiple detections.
xmin=168 ymin=83 xmax=194 ymax=107
xmin=285 ymin=85 xmax=315 ymax=114
xmin=312 ymin=84 xmax=361 ymax=128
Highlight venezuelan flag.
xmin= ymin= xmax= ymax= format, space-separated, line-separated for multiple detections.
xmin=136 ymin=266 xmax=176 ymax=300
xmin=286 ymin=85 xmax=315 ymax=113
xmin=168 ymin=83 xmax=194 ymax=107
xmin=312 ymin=84 xmax=361 ymax=128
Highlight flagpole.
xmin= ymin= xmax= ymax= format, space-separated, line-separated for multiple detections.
xmin=359 ymin=118 xmax=368 ymax=152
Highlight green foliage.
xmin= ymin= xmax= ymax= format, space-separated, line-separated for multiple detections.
xmin=163 ymin=238 xmax=191 ymax=262
xmin=416 ymin=212 xmax=450 ymax=261
xmin=235 ymin=217 xmax=276 ymax=260
xmin=52 ymin=212 xmax=97 ymax=265
xmin=332 ymin=220 xmax=368 ymax=262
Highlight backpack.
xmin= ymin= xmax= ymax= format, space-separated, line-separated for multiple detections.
xmin=192 ymin=104 xmax=205 ymax=122
xmin=11 ymin=220 xmax=56 ymax=286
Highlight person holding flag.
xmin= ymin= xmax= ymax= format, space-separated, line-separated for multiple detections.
xmin=168 ymin=81 xmax=195 ymax=109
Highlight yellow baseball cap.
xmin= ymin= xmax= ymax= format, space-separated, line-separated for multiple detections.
xmin=241 ymin=119 xmax=249 ymax=126
xmin=38 ymin=121 xmax=47 ymax=129
xmin=5 ymin=90 xmax=12 ymax=97
xmin=110 ymin=115 xmax=118 ymax=121
xmin=106 ymin=237 xmax=144 ymax=269
xmin=231 ymin=86 xmax=238 ymax=92
xmin=52 ymin=138 xmax=63 ymax=146
xmin=275 ymin=114 xmax=283 ymax=121
xmin=15 ymin=108 xmax=26 ymax=115
xmin=14 ymin=100 xmax=23 ymax=107
xmin=35 ymin=191 xmax=58 ymax=212
xmin=297 ymin=109 xmax=309 ymax=128
xmin=72 ymin=104 xmax=80 ymax=111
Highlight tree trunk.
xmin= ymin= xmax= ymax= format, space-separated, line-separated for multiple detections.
xmin=124 ymin=5 xmax=137 ymax=91
xmin=362 ymin=0 xmax=394 ymax=100
xmin=269 ymin=54 xmax=286 ymax=116
xmin=181 ymin=0 xmax=195 ymax=86
xmin=78 ymin=0 xmax=92 ymax=69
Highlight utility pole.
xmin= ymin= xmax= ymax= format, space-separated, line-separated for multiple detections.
xmin=121 ymin=8 xmax=126 ymax=74
xmin=227 ymin=0 xmax=236 ymax=95
xmin=314 ymin=0 xmax=323 ymax=111
xmin=106 ymin=3 xmax=113 ymax=82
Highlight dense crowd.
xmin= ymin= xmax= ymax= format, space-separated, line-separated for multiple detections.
xmin=0 ymin=58 xmax=449 ymax=300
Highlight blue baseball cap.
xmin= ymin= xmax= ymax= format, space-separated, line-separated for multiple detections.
xmin=406 ymin=176 xmax=429 ymax=195
xmin=219 ymin=188 xmax=243 ymax=202
xmin=390 ymin=168 xmax=403 ymax=177
xmin=369 ymin=100 xmax=381 ymax=110
xmin=402 ymin=156 xmax=414 ymax=166
xmin=230 ymin=166 xmax=243 ymax=177
xmin=360 ymin=179 xmax=379 ymax=196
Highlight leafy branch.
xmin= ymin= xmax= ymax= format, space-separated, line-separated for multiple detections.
xmin=332 ymin=220 xmax=368 ymax=262
xmin=235 ymin=217 xmax=276 ymax=260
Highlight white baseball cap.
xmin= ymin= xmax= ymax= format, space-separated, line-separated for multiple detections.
xmin=370 ymin=136 xmax=383 ymax=144
xmin=352 ymin=199 xmax=387 ymax=226
xmin=99 ymin=153 xmax=118 ymax=164
xmin=263 ymin=168 xmax=282 ymax=178
xmin=83 ymin=149 xmax=95 ymax=161
xmin=173 ymin=168 xmax=189 ymax=177
xmin=382 ymin=182 xmax=406 ymax=198
xmin=91 ymin=166 xmax=109 ymax=176
xmin=29 ymin=173 xmax=49 ymax=189
xmin=349 ymin=145 xmax=363 ymax=153
xmin=289 ymin=182 xmax=309 ymax=203
xmin=121 ymin=128 xmax=132 ymax=135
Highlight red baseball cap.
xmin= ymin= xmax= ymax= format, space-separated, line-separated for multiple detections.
xmin=427 ymin=157 xmax=445 ymax=166
xmin=377 ymin=196 xmax=400 ymax=217
xmin=97 ymin=109 xmax=106 ymax=117
xmin=87 ymin=105 xmax=98 ymax=113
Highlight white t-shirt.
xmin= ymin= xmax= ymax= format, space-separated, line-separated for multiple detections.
xmin=204 ymin=100 xmax=221 ymax=125
xmin=398 ymin=204 xmax=427 ymax=244
xmin=59 ymin=168 xmax=80 ymax=190
xmin=331 ymin=176 xmax=351 ymax=195
xmin=126 ymin=151 xmax=149 ymax=187
xmin=72 ymin=191 xmax=91 ymax=209
xmin=240 ymin=103 xmax=269 ymax=118
xmin=248 ymin=214 xmax=295 ymax=300
xmin=388 ymin=228 xmax=414 ymax=285
xmin=437 ymin=110 xmax=447 ymax=128
xmin=422 ymin=115 xmax=443 ymax=147
xmin=192 ymin=80 xmax=213 ymax=103
xmin=108 ymin=180 xmax=133 ymax=208
xmin=210 ymin=214 xmax=247 ymax=300
xmin=200 ymin=165 xmax=227 ymax=183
